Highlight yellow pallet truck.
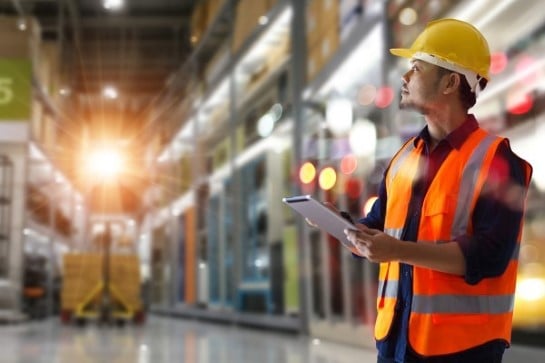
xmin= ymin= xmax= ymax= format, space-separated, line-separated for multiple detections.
xmin=60 ymin=253 xmax=144 ymax=325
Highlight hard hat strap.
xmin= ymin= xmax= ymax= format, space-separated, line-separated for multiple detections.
xmin=412 ymin=52 xmax=483 ymax=95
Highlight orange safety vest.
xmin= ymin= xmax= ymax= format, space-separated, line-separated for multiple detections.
xmin=374 ymin=127 xmax=532 ymax=356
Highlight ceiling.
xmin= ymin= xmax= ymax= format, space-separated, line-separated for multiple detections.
xmin=1 ymin=0 xmax=198 ymax=134
xmin=1 ymin=0 xmax=203 ymax=216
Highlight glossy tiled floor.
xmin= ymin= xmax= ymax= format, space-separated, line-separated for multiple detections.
xmin=1 ymin=315 xmax=544 ymax=363
xmin=0 ymin=315 xmax=377 ymax=363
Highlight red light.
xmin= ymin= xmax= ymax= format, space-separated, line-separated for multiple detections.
xmin=490 ymin=52 xmax=508 ymax=75
xmin=340 ymin=154 xmax=358 ymax=175
xmin=375 ymin=86 xmax=394 ymax=109
xmin=345 ymin=178 xmax=362 ymax=199
xmin=507 ymin=93 xmax=533 ymax=115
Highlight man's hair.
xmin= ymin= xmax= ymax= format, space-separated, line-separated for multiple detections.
xmin=437 ymin=67 xmax=488 ymax=110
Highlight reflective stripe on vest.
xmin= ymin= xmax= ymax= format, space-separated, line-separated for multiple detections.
xmin=412 ymin=294 xmax=515 ymax=314
xmin=377 ymin=228 xmax=403 ymax=299
xmin=451 ymin=134 xmax=498 ymax=237
xmin=375 ymin=139 xmax=420 ymax=340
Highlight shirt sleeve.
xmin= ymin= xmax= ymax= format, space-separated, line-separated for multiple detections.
xmin=455 ymin=141 xmax=530 ymax=285
xmin=357 ymin=175 xmax=386 ymax=230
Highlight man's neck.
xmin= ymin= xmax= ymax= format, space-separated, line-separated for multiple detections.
xmin=425 ymin=107 xmax=468 ymax=145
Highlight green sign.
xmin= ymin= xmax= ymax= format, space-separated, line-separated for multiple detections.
xmin=0 ymin=59 xmax=32 ymax=120
xmin=283 ymin=225 xmax=300 ymax=312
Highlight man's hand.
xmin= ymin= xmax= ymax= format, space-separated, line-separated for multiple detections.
xmin=344 ymin=225 xmax=400 ymax=263
xmin=344 ymin=225 xmax=467 ymax=275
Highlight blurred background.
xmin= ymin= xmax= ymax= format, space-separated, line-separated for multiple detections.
xmin=0 ymin=0 xmax=544 ymax=361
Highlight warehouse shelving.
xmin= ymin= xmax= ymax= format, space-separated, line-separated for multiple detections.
xmin=157 ymin=0 xmax=291 ymax=164
xmin=146 ymin=0 xmax=393 ymax=339
xmin=0 ymin=15 xmax=86 ymax=320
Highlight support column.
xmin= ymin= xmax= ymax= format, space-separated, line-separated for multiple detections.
xmin=290 ymin=0 xmax=309 ymax=334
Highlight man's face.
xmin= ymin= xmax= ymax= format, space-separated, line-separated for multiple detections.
xmin=399 ymin=59 xmax=446 ymax=114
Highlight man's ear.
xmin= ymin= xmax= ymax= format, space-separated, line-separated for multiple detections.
xmin=443 ymin=73 xmax=461 ymax=94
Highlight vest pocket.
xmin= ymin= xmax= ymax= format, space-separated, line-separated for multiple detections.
xmin=432 ymin=313 xmax=489 ymax=325
xmin=420 ymin=194 xmax=456 ymax=241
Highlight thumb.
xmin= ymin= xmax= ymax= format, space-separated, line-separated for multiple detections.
xmin=359 ymin=225 xmax=380 ymax=236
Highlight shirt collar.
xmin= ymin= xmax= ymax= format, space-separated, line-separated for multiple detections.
xmin=414 ymin=114 xmax=479 ymax=150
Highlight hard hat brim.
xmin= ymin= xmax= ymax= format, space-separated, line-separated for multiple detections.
xmin=390 ymin=48 xmax=414 ymax=58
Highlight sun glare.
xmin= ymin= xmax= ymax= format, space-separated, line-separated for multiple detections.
xmin=87 ymin=149 xmax=124 ymax=179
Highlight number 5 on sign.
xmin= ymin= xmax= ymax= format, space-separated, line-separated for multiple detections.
xmin=0 ymin=78 xmax=14 ymax=105
xmin=0 ymin=59 xmax=31 ymax=120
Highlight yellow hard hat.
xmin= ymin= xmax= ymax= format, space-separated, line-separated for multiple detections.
xmin=390 ymin=19 xmax=490 ymax=91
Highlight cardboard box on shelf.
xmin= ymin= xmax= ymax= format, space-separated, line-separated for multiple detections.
xmin=0 ymin=16 xmax=41 ymax=63
xmin=190 ymin=1 xmax=208 ymax=45
xmin=232 ymin=0 xmax=276 ymax=53
xmin=36 ymin=41 xmax=62 ymax=99
xmin=306 ymin=23 xmax=340 ymax=82
xmin=306 ymin=0 xmax=340 ymax=50
xmin=265 ymin=28 xmax=290 ymax=71
xmin=205 ymin=0 xmax=224 ymax=29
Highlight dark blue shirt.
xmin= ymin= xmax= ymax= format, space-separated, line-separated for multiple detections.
xmin=359 ymin=115 xmax=529 ymax=362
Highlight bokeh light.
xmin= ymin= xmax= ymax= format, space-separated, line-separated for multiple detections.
xmin=299 ymin=162 xmax=316 ymax=184
xmin=345 ymin=178 xmax=363 ymax=199
xmin=349 ymin=118 xmax=377 ymax=157
xmin=87 ymin=148 xmax=124 ymax=180
xmin=358 ymin=84 xmax=377 ymax=106
xmin=363 ymin=196 xmax=378 ymax=217
xmin=398 ymin=7 xmax=418 ymax=26
xmin=490 ymin=52 xmax=508 ymax=75
xmin=340 ymin=154 xmax=358 ymax=175
xmin=375 ymin=86 xmax=394 ymax=108
xmin=319 ymin=167 xmax=337 ymax=190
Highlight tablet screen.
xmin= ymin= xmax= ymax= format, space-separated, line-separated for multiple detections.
xmin=282 ymin=195 xmax=357 ymax=250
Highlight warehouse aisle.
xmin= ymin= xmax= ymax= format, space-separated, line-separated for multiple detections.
xmin=0 ymin=315 xmax=377 ymax=363
xmin=0 ymin=315 xmax=544 ymax=362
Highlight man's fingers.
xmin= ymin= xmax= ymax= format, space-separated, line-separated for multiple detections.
xmin=344 ymin=229 xmax=370 ymax=247
xmin=355 ymin=243 xmax=369 ymax=258
xmin=344 ymin=229 xmax=356 ymax=240
xmin=359 ymin=225 xmax=380 ymax=236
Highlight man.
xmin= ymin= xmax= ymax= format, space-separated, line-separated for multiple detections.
xmin=343 ymin=19 xmax=533 ymax=362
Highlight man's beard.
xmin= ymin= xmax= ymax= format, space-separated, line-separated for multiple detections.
xmin=399 ymin=95 xmax=430 ymax=115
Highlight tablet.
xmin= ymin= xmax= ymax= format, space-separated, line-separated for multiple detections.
xmin=282 ymin=195 xmax=357 ymax=249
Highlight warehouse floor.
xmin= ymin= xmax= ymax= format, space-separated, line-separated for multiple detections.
xmin=0 ymin=315 xmax=376 ymax=362
xmin=0 ymin=315 xmax=543 ymax=362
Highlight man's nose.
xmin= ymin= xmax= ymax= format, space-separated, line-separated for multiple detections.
xmin=402 ymin=70 xmax=412 ymax=83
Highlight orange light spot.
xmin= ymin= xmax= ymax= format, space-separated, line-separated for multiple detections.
xmin=299 ymin=162 xmax=316 ymax=184
xmin=319 ymin=167 xmax=337 ymax=191
xmin=363 ymin=196 xmax=378 ymax=217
